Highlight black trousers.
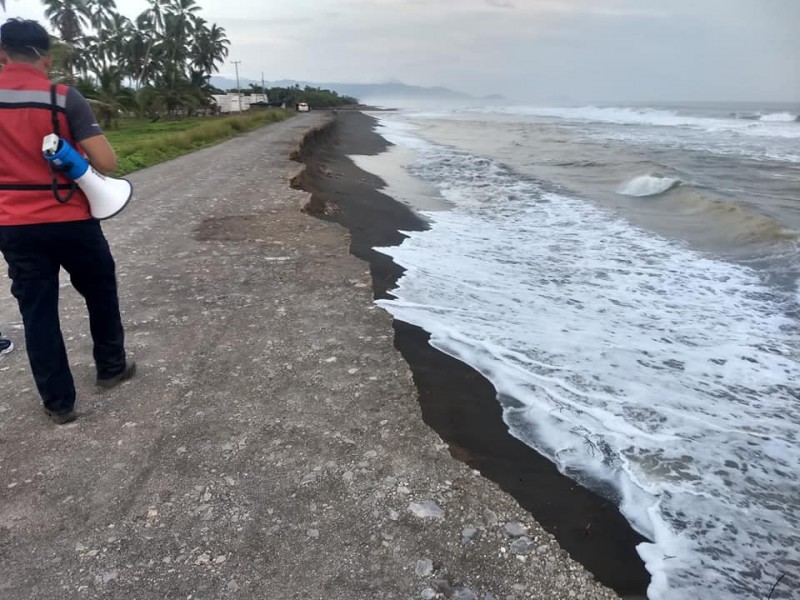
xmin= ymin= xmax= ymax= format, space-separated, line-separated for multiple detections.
xmin=0 ymin=220 xmax=126 ymax=414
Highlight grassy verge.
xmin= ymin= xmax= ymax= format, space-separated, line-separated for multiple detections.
xmin=105 ymin=110 xmax=294 ymax=175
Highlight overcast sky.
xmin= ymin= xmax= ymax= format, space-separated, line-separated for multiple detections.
xmin=3 ymin=0 xmax=799 ymax=102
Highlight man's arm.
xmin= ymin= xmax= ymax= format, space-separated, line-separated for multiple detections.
xmin=65 ymin=87 xmax=117 ymax=174
xmin=79 ymin=135 xmax=117 ymax=174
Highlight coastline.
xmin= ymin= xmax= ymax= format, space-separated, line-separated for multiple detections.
xmin=0 ymin=114 xmax=623 ymax=599
xmin=299 ymin=110 xmax=651 ymax=597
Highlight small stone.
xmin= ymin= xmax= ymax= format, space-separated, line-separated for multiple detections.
xmin=510 ymin=536 xmax=534 ymax=554
xmin=415 ymin=559 xmax=434 ymax=577
xmin=226 ymin=580 xmax=240 ymax=593
xmin=342 ymin=471 xmax=354 ymax=483
xmin=214 ymin=555 xmax=227 ymax=564
xmin=75 ymin=542 xmax=87 ymax=552
xmin=453 ymin=588 xmax=477 ymax=600
xmin=421 ymin=589 xmax=437 ymax=600
xmin=388 ymin=509 xmax=400 ymax=521
xmin=484 ymin=594 xmax=497 ymax=600
xmin=307 ymin=529 xmax=320 ymax=539
xmin=195 ymin=553 xmax=211 ymax=565
xmin=408 ymin=501 xmax=444 ymax=519
xmin=462 ymin=527 xmax=480 ymax=545
xmin=101 ymin=569 xmax=118 ymax=583
xmin=483 ymin=509 xmax=498 ymax=527
xmin=504 ymin=522 xmax=527 ymax=537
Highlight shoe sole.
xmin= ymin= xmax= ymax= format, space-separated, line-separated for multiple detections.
xmin=0 ymin=342 xmax=13 ymax=356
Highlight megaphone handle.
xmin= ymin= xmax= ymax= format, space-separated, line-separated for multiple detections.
xmin=47 ymin=160 xmax=77 ymax=205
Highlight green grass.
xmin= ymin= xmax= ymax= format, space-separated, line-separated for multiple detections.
xmin=106 ymin=110 xmax=294 ymax=175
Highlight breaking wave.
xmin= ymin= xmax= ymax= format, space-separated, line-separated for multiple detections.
xmin=758 ymin=112 xmax=798 ymax=122
xmin=618 ymin=175 xmax=681 ymax=197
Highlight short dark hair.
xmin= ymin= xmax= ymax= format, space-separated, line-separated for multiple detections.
xmin=0 ymin=19 xmax=50 ymax=60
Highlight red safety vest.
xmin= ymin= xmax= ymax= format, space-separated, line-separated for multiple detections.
xmin=0 ymin=63 xmax=92 ymax=225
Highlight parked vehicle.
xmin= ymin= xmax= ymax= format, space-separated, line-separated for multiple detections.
xmin=296 ymin=102 xmax=310 ymax=112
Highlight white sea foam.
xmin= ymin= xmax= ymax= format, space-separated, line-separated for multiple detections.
xmin=760 ymin=112 xmax=798 ymax=122
xmin=618 ymin=175 xmax=681 ymax=197
xmin=369 ymin=119 xmax=800 ymax=599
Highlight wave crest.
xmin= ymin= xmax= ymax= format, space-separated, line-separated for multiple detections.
xmin=759 ymin=111 xmax=798 ymax=122
xmin=618 ymin=175 xmax=681 ymax=197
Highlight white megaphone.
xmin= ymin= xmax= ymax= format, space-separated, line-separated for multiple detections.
xmin=42 ymin=133 xmax=132 ymax=220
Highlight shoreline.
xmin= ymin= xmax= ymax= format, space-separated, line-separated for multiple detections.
xmin=299 ymin=111 xmax=651 ymax=598
xmin=1 ymin=114 xmax=624 ymax=599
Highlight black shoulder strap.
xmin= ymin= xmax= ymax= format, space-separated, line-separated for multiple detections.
xmin=48 ymin=83 xmax=77 ymax=205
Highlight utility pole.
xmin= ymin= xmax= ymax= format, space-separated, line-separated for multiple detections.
xmin=231 ymin=60 xmax=242 ymax=112
xmin=262 ymin=72 xmax=267 ymax=104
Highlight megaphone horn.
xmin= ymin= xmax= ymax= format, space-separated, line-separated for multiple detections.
xmin=42 ymin=134 xmax=133 ymax=220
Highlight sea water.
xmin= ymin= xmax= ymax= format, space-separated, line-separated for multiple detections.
xmin=355 ymin=104 xmax=800 ymax=599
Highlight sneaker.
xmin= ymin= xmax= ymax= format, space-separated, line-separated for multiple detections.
xmin=44 ymin=409 xmax=78 ymax=425
xmin=0 ymin=334 xmax=13 ymax=356
xmin=96 ymin=360 xmax=137 ymax=389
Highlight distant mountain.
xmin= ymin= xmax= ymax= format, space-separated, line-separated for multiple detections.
xmin=209 ymin=77 xmax=502 ymax=104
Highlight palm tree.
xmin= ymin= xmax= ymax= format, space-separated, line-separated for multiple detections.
xmin=42 ymin=0 xmax=88 ymax=44
xmin=42 ymin=0 xmax=89 ymax=77
xmin=38 ymin=0 xmax=233 ymax=118
xmin=191 ymin=23 xmax=230 ymax=76
xmin=84 ymin=66 xmax=135 ymax=128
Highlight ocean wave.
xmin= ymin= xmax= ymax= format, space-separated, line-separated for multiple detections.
xmin=618 ymin=175 xmax=681 ymax=197
xmin=616 ymin=176 xmax=799 ymax=243
xmin=468 ymin=105 xmax=800 ymax=139
xmin=671 ymin=189 xmax=799 ymax=244
xmin=370 ymin=121 xmax=800 ymax=599
xmin=758 ymin=111 xmax=799 ymax=122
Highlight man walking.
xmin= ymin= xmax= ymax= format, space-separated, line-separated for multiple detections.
xmin=0 ymin=19 xmax=135 ymax=424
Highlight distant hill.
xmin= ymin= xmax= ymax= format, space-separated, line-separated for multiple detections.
xmin=209 ymin=77 xmax=503 ymax=105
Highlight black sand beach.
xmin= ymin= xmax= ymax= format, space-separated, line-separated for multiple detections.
xmin=299 ymin=110 xmax=651 ymax=598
